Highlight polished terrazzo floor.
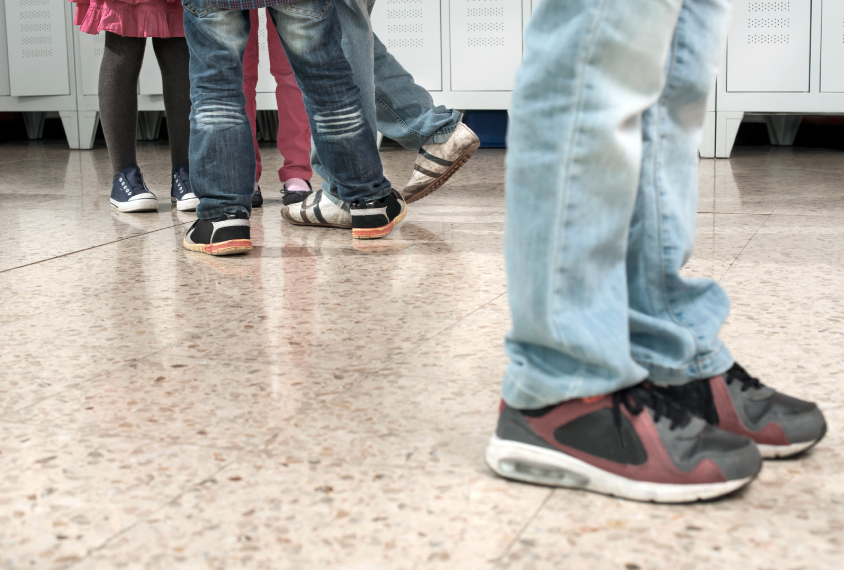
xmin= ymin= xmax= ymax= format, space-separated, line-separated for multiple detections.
xmin=0 ymin=140 xmax=842 ymax=569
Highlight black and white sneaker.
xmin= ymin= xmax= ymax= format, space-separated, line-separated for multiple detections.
xmin=350 ymin=189 xmax=406 ymax=239
xmin=110 ymin=165 xmax=158 ymax=213
xmin=252 ymin=184 xmax=264 ymax=208
xmin=183 ymin=211 xmax=252 ymax=256
xmin=170 ymin=163 xmax=198 ymax=211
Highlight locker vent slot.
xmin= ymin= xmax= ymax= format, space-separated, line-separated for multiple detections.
xmin=748 ymin=2 xmax=790 ymax=10
xmin=468 ymin=37 xmax=504 ymax=47
xmin=387 ymin=9 xmax=423 ymax=17
xmin=23 ymin=49 xmax=53 ymax=57
xmin=21 ymin=35 xmax=51 ymax=45
xmin=388 ymin=38 xmax=424 ymax=48
xmin=468 ymin=22 xmax=504 ymax=32
xmin=388 ymin=24 xmax=423 ymax=33
xmin=748 ymin=34 xmax=790 ymax=43
xmin=20 ymin=10 xmax=50 ymax=18
xmin=467 ymin=7 xmax=503 ymax=16
xmin=21 ymin=22 xmax=50 ymax=32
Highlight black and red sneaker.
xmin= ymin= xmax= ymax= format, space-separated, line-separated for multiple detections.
xmin=486 ymin=384 xmax=762 ymax=503
xmin=655 ymin=363 xmax=827 ymax=459
xmin=183 ymin=211 xmax=252 ymax=256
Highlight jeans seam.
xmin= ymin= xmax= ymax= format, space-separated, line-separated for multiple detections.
xmin=652 ymin=11 xmax=703 ymax=360
xmin=548 ymin=0 xmax=608 ymax=354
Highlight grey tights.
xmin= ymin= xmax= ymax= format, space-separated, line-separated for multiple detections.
xmin=99 ymin=32 xmax=191 ymax=178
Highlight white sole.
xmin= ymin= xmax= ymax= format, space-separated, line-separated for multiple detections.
xmin=110 ymin=197 xmax=159 ymax=213
xmin=175 ymin=196 xmax=200 ymax=211
xmin=758 ymin=439 xmax=819 ymax=459
xmin=485 ymin=435 xmax=754 ymax=504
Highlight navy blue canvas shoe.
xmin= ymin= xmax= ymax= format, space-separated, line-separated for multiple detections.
xmin=171 ymin=163 xmax=199 ymax=212
xmin=110 ymin=165 xmax=158 ymax=213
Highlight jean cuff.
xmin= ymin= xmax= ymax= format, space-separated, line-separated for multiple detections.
xmin=424 ymin=113 xmax=464 ymax=145
xmin=634 ymin=341 xmax=734 ymax=386
xmin=197 ymin=204 xmax=250 ymax=220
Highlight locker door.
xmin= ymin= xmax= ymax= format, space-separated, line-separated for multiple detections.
xmin=370 ymin=0 xmax=442 ymax=91
xmin=449 ymin=0 xmax=521 ymax=91
xmin=726 ymin=0 xmax=811 ymax=92
xmin=4 ymin=0 xmax=70 ymax=96
xmin=138 ymin=38 xmax=163 ymax=95
xmin=0 ymin=0 xmax=10 ymax=95
xmin=821 ymin=0 xmax=844 ymax=92
xmin=255 ymin=9 xmax=278 ymax=94
xmin=77 ymin=30 xmax=104 ymax=96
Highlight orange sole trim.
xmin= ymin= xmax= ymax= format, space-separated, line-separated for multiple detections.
xmin=184 ymin=238 xmax=252 ymax=256
xmin=352 ymin=209 xmax=407 ymax=240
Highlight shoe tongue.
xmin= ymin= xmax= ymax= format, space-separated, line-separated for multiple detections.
xmin=174 ymin=163 xmax=190 ymax=182
xmin=122 ymin=166 xmax=146 ymax=190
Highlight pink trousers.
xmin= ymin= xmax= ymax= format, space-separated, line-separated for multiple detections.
xmin=242 ymin=10 xmax=312 ymax=184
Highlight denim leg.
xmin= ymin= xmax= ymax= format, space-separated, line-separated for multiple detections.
xmin=501 ymin=0 xmax=685 ymax=409
xmin=307 ymin=0 xmax=376 ymax=206
xmin=269 ymin=0 xmax=390 ymax=203
xmin=372 ymin=33 xmax=462 ymax=148
xmin=182 ymin=0 xmax=254 ymax=220
xmin=628 ymin=0 xmax=734 ymax=385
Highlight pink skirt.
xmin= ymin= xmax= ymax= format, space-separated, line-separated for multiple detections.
xmin=71 ymin=0 xmax=185 ymax=38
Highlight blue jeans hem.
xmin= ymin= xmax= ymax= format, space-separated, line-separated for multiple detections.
xmin=633 ymin=341 xmax=734 ymax=386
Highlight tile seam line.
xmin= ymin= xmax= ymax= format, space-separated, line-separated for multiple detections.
xmin=491 ymin=489 xmax=554 ymax=569
xmin=66 ymin=459 xmax=239 ymax=570
xmin=0 ymin=222 xmax=193 ymax=274
xmin=717 ymin=212 xmax=773 ymax=283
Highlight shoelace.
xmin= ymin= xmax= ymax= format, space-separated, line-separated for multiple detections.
xmin=611 ymin=385 xmax=690 ymax=448
xmin=725 ymin=363 xmax=763 ymax=391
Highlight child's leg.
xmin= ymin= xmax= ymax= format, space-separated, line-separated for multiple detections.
xmin=265 ymin=15 xmax=312 ymax=189
xmin=242 ymin=10 xmax=263 ymax=184
xmin=151 ymin=37 xmax=191 ymax=171
xmin=99 ymin=32 xmax=145 ymax=178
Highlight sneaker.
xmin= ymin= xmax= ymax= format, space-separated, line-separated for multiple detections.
xmin=252 ymin=185 xmax=264 ymax=208
xmin=402 ymin=122 xmax=480 ymax=204
xmin=170 ymin=163 xmax=198 ymax=212
xmin=350 ymin=189 xmax=407 ymax=239
xmin=183 ymin=211 xmax=252 ymax=256
xmin=485 ymin=384 xmax=762 ymax=503
xmin=110 ymin=165 xmax=158 ymax=213
xmin=655 ymin=363 xmax=827 ymax=459
xmin=281 ymin=189 xmax=352 ymax=229
xmin=282 ymin=180 xmax=313 ymax=206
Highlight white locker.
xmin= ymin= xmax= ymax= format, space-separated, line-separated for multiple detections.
xmin=370 ymin=0 xmax=442 ymax=91
xmin=449 ymin=0 xmax=522 ymax=91
xmin=726 ymin=0 xmax=811 ymax=92
xmin=138 ymin=38 xmax=163 ymax=95
xmin=820 ymin=0 xmax=844 ymax=92
xmin=4 ymin=0 xmax=70 ymax=96
xmin=255 ymin=8 xmax=278 ymax=93
xmin=77 ymin=30 xmax=103 ymax=95
xmin=0 ymin=0 xmax=10 ymax=95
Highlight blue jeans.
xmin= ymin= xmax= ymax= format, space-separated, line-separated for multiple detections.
xmin=313 ymin=0 xmax=462 ymax=205
xmin=182 ymin=0 xmax=391 ymax=219
xmin=502 ymin=0 xmax=734 ymax=409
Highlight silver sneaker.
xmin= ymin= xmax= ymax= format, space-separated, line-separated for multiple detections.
xmin=402 ymin=122 xmax=481 ymax=204
xmin=280 ymin=189 xmax=351 ymax=229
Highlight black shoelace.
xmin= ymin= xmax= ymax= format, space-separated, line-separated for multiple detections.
xmin=725 ymin=363 xmax=763 ymax=391
xmin=611 ymin=385 xmax=691 ymax=448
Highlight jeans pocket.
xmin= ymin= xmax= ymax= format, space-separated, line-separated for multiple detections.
xmin=281 ymin=0 xmax=333 ymax=19
xmin=182 ymin=0 xmax=219 ymax=18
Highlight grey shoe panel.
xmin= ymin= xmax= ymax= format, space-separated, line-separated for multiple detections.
xmin=729 ymin=378 xmax=826 ymax=444
xmin=496 ymin=405 xmax=557 ymax=451
xmin=653 ymin=413 xmax=762 ymax=480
